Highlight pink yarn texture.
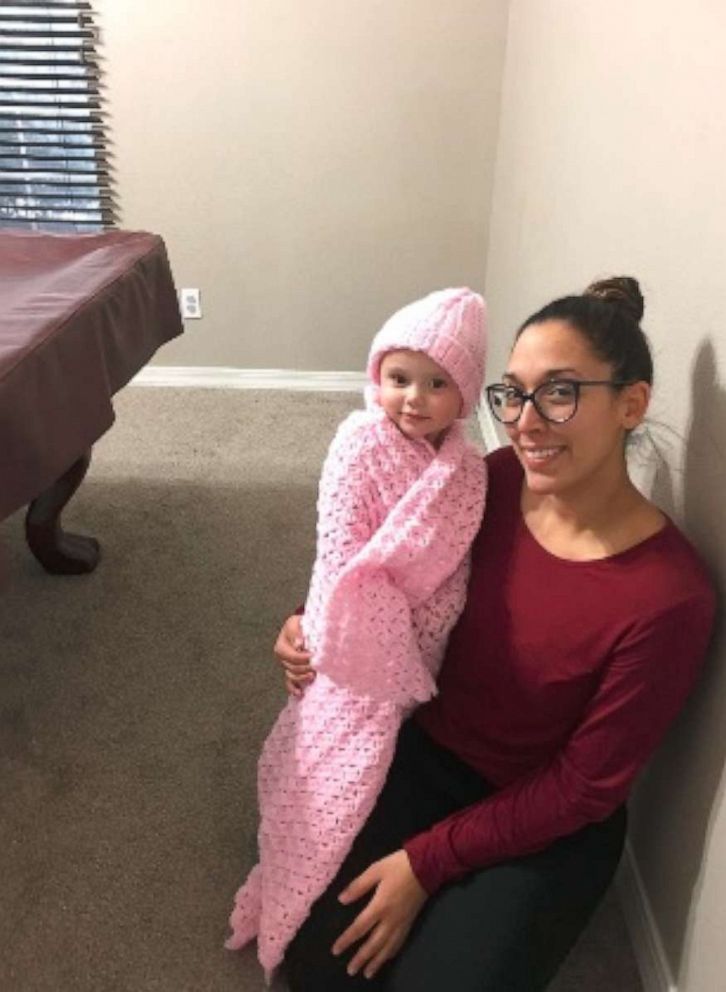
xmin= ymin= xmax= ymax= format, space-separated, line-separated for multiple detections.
xmin=225 ymin=407 xmax=487 ymax=979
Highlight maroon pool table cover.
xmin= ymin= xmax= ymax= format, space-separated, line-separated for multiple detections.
xmin=0 ymin=229 xmax=183 ymax=520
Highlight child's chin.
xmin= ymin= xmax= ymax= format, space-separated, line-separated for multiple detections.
xmin=400 ymin=426 xmax=421 ymax=440
xmin=397 ymin=417 xmax=423 ymax=434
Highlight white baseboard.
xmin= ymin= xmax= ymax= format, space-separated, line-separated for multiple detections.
xmin=131 ymin=366 xmax=366 ymax=392
xmin=616 ymin=840 xmax=677 ymax=992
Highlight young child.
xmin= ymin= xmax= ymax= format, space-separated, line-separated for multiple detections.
xmin=225 ymin=287 xmax=488 ymax=981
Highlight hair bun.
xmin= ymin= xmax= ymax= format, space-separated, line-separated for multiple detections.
xmin=584 ymin=276 xmax=644 ymax=324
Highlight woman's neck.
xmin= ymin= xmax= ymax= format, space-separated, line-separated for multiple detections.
xmin=521 ymin=466 xmax=665 ymax=560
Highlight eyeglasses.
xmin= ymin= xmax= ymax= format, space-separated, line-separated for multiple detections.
xmin=485 ymin=379 xmax=635 ymax=425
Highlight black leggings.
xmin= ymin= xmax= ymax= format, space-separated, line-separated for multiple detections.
xmin=284 ymin=719 xmax=627 ymax=992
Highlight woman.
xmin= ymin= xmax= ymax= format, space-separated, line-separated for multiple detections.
xmin=273 ymin=277 xmax=716 ymax=991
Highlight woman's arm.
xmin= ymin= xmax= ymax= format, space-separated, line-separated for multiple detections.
xmin=404 ymin=591 xmax=716 ymax=894
xmin=327 ymin=590 xmax=715 ymax=977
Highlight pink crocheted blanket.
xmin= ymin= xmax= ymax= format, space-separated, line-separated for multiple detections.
xmin=225 ymin=408 xmax=487 ymax=979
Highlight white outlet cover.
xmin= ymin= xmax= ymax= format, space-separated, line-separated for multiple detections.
xmin=180 ymin=288 xmax=202 ymax=319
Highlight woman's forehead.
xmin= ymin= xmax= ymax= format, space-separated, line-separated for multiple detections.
xmin=506 ymin=320 xmax=608 ymax=378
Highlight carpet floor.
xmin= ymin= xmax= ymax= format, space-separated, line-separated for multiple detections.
xmin=0 ymin=388 xmax=643 ymax=991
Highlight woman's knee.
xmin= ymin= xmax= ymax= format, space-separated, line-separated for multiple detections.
xmin=285 ymin=914 xmax=389 ymax=992
xmin=386 ymin=808 xmax=627 ymax=992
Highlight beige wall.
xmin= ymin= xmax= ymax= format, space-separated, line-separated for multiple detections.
xmin=484 ymin=2 xmax=726 ymax=988
xmin=96 ymin=0 xmax=508 ymax=371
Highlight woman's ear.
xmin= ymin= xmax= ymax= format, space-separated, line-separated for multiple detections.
xmin=621 ymin=381 xmax=651 ymax=430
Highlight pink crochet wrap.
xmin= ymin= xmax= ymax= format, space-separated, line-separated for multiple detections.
xmin=226 ymin=408 xmax=487 ymax=979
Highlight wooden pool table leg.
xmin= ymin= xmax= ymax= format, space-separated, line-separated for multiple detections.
xmin=24 ymin=451 xmax=101 ymax=575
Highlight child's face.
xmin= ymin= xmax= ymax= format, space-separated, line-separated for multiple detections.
xmin=378 ymin=349 xmax=463 ymax=446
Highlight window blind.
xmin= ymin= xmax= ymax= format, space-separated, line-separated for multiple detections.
xmin=0 ymin=0 xmax=115 ymax=230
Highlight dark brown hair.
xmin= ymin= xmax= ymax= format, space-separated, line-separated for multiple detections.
xmin=516 ymin=276 xmax=653 ymax=385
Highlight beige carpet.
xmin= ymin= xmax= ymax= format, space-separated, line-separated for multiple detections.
xmin=0 ymin=388 xmax=643 ymax=991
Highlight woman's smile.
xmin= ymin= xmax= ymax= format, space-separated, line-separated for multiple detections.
xmin=517 ymin=444 xmax=567 ymax=467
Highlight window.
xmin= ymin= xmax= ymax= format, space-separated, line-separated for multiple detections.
xmin=0 ymin=0 xmax=115 ymax=231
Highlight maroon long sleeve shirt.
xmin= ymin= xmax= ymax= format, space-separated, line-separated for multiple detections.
xmin=404 ymin=446 xmax=716 ymax=894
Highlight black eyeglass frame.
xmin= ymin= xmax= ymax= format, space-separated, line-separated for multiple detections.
xmin=485 ymin=378 xmax=637 ymax=425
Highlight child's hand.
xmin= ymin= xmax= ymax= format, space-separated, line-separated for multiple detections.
xmin=274 ymin=614 xmax=315 ymax=698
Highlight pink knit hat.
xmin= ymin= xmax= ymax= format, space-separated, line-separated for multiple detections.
xmin=366 ymin=287 xmax=487 ymax=418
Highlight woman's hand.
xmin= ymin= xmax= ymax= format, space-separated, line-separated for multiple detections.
xmin=273 ymin=613 xmax=315 ymax=697
xmin=331 ymin=850 xmax=428 ymax=979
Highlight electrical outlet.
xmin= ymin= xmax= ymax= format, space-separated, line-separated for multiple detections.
xmin=180 ymin=288 xmax=202 ymax=320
